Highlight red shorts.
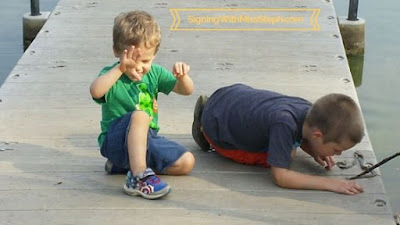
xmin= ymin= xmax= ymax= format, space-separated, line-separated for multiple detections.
xmin=203 ymin=132 xmax=270 ymax=168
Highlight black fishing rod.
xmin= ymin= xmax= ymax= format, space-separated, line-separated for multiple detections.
xmin=349 ymin=152 xmax=400 ymax=180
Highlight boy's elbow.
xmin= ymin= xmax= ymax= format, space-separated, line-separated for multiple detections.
xmin=271 ymin=166 xmax=289 ymax=188
xmin=180 ymin=83 xmax=194 ymax=95
xmin=89 ymin=85 xmax=103 ymax=99
xmin=272 ymin=173 xmax=285 ymax=188
xmin=184 ymin=86 xmax=194 ymax=95
xmin=174 ymin=85 xmax=194 ymax=96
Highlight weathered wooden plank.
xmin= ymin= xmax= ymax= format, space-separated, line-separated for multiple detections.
xmin=34 ymin=23 xmax=342 ymax=43
xmin=0 ymin=171 xmax=387 ymax=194
xmin=0 ymin=136 xmax=374 ymax=156
xmin=28 ymin=33 xmax=345 ymax=51
xmin=0 ymin=152 xmax=380 ymax=176
xmin=19 ymin=45 xmax=348 ymax=62
xmin=0 ymin=80 xmax=355 ymax=99
xmin=0 ymin=210 xmax=395 ymax=225
xmin=4 ymin=61 xmax=350 ymax=85
xmin=6 ymin=106 xmax=380 ymax=139
xmin=0 ymin=95 xmax=96 ymax=109
xmin=0 ymin=188 xmax=392 ymax=215
xmin=50 ymin=0 xmax=336 ymax=17
xmin=1 ymin=104 xmax=372 ymax=139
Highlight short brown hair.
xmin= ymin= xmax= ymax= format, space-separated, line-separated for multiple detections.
xmin=113 ymin=11 xmax=161 ymax=55
xmin=305 ymin=93 xmax=364 ymax=144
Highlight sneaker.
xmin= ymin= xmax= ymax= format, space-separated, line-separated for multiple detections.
xmin=192 ymin=95 xmax=211 ymax=151
xmin=105 ymin=160 xmax=129 ymax=175
xmin=124 ymin=168 xmax=171 ymax=200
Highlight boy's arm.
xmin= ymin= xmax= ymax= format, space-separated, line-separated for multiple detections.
xmin=172 ymin=62 xmax=194 ymax=95
xmin=89 ymin=65 xmax=123 ymax=99
xmin=271 ymin=166 xmax=364 ymax=195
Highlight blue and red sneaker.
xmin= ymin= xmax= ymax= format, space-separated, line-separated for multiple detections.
xmin=124 ymin=168 xmax=171 ymax=199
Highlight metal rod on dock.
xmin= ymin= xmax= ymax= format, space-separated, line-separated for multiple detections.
xmin=30 ymin=0 xmax=41 ymax=16
xmin=347 ymin=0 xmax=359 ymax=21
xmin=349 ymin=152 xmax=400 ymax=180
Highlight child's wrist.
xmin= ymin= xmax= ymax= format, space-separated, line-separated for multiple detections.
xmin=116 ymin=63 xmax=125 ymax=74
xmin=110 ymin=63 xmax=124 ymax=77
xmin=176 ymin=73 xmax=187 ymax=80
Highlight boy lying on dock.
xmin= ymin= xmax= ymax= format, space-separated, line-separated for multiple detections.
xmin=90 ymin=10 xmax=195 ymax=200
xmin=192 ymin=83 xmax=364 ymax=195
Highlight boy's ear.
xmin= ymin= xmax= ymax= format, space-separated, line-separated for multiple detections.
xmin=311 ymin=128 xmax=323 ymax=139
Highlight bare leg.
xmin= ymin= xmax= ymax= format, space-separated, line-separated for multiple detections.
xmin=165 ymin=152 xmax=195 ymax=175
xmin=127 ymin=111 xmax=151 ymax=176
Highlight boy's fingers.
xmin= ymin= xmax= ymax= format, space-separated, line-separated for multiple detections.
xmin=353 ymin=183 xmax=364 ymax=192
xmin=347 ymin=181 xmax=363 ymax=194
xmin=343 ymin=188 xmax=354 ymax=195
xmin=174 ymin=63 xmax=181 ymax=75
xmin=349 ymin=187 xmax=361 ymax=195
xmin=353 ymin=187 xmax=362 ymax=194
xmin=172 ymin=64 xmax=178 ymax=75
xmin=119 ymin=50 xmax=128 ymax=72
xmin=173 ymin=62 xmax=190 ymax=77
xmin=121 ymin=49 xmax=128 ymax=61
xmin=131 ymin=70 xmax=141 ymax=81
xmin=315 ymin=157 xmax=326 ymax=167
xmin=135 ymin=48 xmax=142 ymax=62
xmin=127 ymin=45 xmax=135 ymax=59
xmin=325 ymin=157 xmax=335 ymax=170
xmin=177 ymin=63 xmax=182 ymax=75
xmin=183 ymin=64 xmax=190 ymax=75
xmin=329 ymin=156 xmax=335 ymax=166
xmin=182 ymin=65 xmax=187 ymax=75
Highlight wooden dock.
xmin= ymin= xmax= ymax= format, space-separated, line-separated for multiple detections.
xmin=0 ymin=0 xmax=396 ymax=224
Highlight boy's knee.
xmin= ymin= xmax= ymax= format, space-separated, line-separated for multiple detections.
xmin=130 ymin=110 xmax=151 ymax=124
xmin=175 ymin=152 xmax=195 ymax=175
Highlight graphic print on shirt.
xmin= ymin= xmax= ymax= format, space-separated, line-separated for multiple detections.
xmin=136 ymin=83 xmax=157 ymax=129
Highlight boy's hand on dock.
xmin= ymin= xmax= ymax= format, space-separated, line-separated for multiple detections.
xmin=329 ymin=179 xmax=364 ymax=195
xmin=119 ymin=45 xmax=142 ymax=81
xmin=172 ymin=62 xmax=190 ymax=79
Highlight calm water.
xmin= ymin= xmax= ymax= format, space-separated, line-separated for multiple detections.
xmin=0 ymin=0 xmax=398 ymax=214
xmin=0 ymin=0 xmax=59 ymax=85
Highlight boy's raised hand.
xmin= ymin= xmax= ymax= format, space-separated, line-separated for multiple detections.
xmin=173 ymin=62 xmax=190 ymax=79
xmin=119 ymin=45 xmax=142 ymax=81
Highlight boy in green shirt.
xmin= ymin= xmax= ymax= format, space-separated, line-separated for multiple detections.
xmin=90 ymin=11 xmax=195 ymax=199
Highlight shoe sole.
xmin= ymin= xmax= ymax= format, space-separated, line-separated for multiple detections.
xmin=123 ymin=184 xmax=171 ymax=200
xmin=192 ymin=95 xmax=211 ymax=151
xmin=105 ymin=160 xmax=129 ymax=175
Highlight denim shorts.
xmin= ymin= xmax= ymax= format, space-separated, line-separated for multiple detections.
xmin=100 ymin=111 xmax=188 ymax=174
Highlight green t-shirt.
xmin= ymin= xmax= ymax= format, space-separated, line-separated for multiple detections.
xmin=93 ymin=62 xmax=177 ymax=147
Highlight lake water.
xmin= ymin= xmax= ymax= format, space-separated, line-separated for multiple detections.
xmin=0 ymin=0 xmax=398 ymax=214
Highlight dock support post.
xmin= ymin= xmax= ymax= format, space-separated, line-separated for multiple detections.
xmin=23 ymin=0 xmax=50 ymax=50
xmin=338 ymin=0 xmax=365 ymax=56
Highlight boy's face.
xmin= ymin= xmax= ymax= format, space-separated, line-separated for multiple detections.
xmin=133 ymin=43 xmax=156 ymax=79
xmin=308 ymin=133 xmax=355 ymax=158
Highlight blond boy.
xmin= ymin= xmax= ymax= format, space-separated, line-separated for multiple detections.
xmin=90 ymin=11 xmax=195 ymax=199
